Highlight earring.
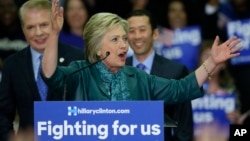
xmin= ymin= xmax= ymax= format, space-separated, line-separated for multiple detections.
xmin=96 ymin=51 xmax=101 ymax=56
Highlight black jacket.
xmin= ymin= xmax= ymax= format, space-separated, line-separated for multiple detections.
xmin=0 ymin=42 xmax=84 ymax=141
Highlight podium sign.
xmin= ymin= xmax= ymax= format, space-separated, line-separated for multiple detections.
xmin=34 ymin=101 xmax=164 ymax=141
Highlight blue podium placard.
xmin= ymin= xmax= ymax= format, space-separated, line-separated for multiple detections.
xmin=34 ymin=101 xmax=164 ymax=141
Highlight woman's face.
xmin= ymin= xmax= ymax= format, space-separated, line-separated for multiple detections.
xmin=66 ymin=0 xmax=88 ymax=29
xmin=100 ymin=25 xmax=129 ymax=73
xmin=167 ymin=1 xmax=187 ymax=29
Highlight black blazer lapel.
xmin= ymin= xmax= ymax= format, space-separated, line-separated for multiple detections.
xmin=125 ymin=57 xmax=132 ymax=66
xmin=151 ymin=54 xmax=164 ymax=75
xmin=57 ymin=42 xmax=84 ymax=66
xmin=19 ymin=47 xmax=41 ymax=100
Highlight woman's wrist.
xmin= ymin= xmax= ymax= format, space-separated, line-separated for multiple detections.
xmin=202 ymin=62 xmax=213 ymax=80
xmin=203 ymin=57 xmax=216 ymax=79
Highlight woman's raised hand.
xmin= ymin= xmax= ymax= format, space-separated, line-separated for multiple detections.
xmin=51 ymin=0 xmax=64 ymax=35
xmin=211 ymin=36 xmax=242 ymax=66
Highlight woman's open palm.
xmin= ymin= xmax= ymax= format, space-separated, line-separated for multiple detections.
xmin=211 ymin=36 xmax=242 ymax=65
xmin=51 ymin=0 xmax=64 ymax=35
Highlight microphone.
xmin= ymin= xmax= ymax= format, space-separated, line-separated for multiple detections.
xmin=63 ymin=51 xmax=110 ymax=100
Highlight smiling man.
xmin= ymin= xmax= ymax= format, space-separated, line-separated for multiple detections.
xmin=125 ymin=9 xmax=194 ymax=141
xmin=0 ymin=1 xmax=83 ymax=141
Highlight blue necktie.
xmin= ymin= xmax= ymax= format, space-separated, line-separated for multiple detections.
xmin=136 ymin=63 xmax=146 ymax=71
xmin=36 ymin=56 xmax=48 ymax=101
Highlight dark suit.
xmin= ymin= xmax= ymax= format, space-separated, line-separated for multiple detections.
xmin=126 ymin=53 xmax=193 ymax=141
xmin=0 ymin=42 xmax=84 ymax=141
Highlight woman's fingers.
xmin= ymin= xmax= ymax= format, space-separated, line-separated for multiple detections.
xmin=230 ymin=45 xmax=242 ymax=55
xmin=59 ymin=6 xmax=64 ymax=17
xmin=227 ymin=39 xmax=241 ymax=49
xmin=212 ymin=35 xmax=220 ymax=48
xmin=223 ymin=36 xmax=237 ymax=47
xmin=52 ymin=0 xmax=58 ymax=14
xmin=227 ymin=37 xmax=242 ymax=55
xmin=51 ymin=0 xmax=64 ymax=32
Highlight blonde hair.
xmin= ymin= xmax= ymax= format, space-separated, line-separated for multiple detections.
xmin=19 ymin=0 xmax=51 ymax=26
xmin=83 ymin=12 xmax=129 ymax=63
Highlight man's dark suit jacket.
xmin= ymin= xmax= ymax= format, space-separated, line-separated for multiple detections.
xmin=0 ymin=42 xmax=84 ymax=141
xmin=126 ymin=53 xmax=193 ymax=141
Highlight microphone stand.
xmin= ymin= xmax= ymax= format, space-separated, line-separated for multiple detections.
xmin=62 ymin=51 xmax=110 ymax=100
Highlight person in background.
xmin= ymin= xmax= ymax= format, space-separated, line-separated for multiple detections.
xmin=0 ymin=0 xmax=28 ymax=71
xmin=192 ymin=39 xmax=241 ymax=141
xmin=219 ymin=0 xmax=250 ymax=122
xmin=199 ymin=40 xmax=250 ymax=140
xmin=59 ymin=0 xmax=92 ymax=49
xmin=129 ymin=0 xmax=149 ymax=10
xmin=217 ymin=0 xmax=250 ymax=41
xmin=125 ymin=9 xmax=193 ymax=141
xmin=7 ymin=128 xmax=35 ymax=141
xmin=0 ymin=0 xmax=84 ymax=141
xmin=159 ymin=0 xmax=198 ymax=30
xmin=155 ymin=0 xmax=202 ymax=72
xmin=196 ymin=0 xmax=221 ymax=40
